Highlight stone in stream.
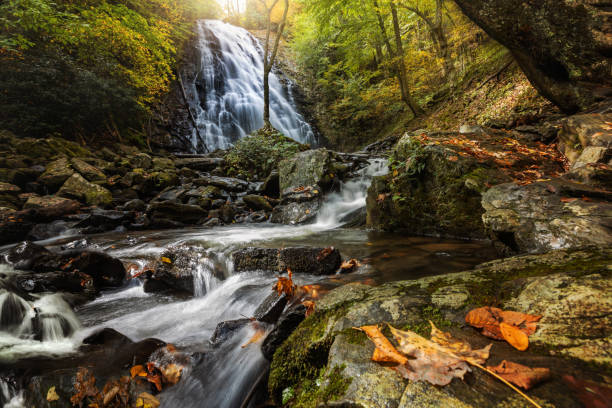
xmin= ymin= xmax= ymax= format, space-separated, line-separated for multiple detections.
xmin=233 ymin=247 xmax=343 ymax=275
xmin=267 ymin=248 xmax=612 ymax=407
xmin=38 ymin=157 xmax=74 ymax=192
xmin=5 ymin=241 xmax=126 ymax=290
xmin=175 ymin=157 xmax=224 ymax=171
xmin=253 ymin=291 xmax=288 ymax=324
xmin=242 ymin=194 xmax=273 ymax=212
xmin=210 ymin=318 xmax=252 ymax=347
xmin=261 ymin=303 xmax=307 ymax=361
xmin=143 ymin=246 xmax=224 ymax=295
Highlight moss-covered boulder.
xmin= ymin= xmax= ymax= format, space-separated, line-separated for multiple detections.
xmin=71 ymin=158 xmax=106 ymax=183
xmin=224 ymin=125 xmax=304 ymax=181
xmin=13 ymin=137 xmax=90 ymax=161
xmin=38 ymin=157 xmax=75 ymax=192
xmin=367 ymin=135 xmax=509 ymax=239
xmin=269 ymin=248 xmax=612 ymax=407
xmin=58 ymin=173 xmax=112 ymax=207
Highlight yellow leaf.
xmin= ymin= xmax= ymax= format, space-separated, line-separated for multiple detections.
xmin=161 ymin=257 xmax=172 ymax=264
xmin=242 ymin=328 xmax=266 ymax=348
xmin=135 ymin=392 xmax=160 ymax=408
xmin=47 ymin=386 xmax=60 ymax=402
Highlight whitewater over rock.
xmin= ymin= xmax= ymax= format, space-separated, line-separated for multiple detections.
xmin=181 ymin=20 xmax=316 ymax=151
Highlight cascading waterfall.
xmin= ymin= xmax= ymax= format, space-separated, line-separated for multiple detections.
xmin=186 ymin=20 xmax=317 ymax=151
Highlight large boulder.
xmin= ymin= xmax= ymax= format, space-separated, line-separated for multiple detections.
xmin=22 ymin=195 xmax=80 ymax=215
xmin=58 ymin=173 xmax=112 ymax=207
xmin=193 ymin=176 xmax=250 ymax=192
xmin=38 ymin=157 xmax=74 ymax=192
xmin=278 ymin=149 xmax=338 ymax=195
xmin=232 ymin=247 xmax=342 ymax=275
xmin=367 ymin=131 xmax=568 ymax=239
xmin=482 ymin=177 xmax=612 ymax=254
xmin=242 ymin=195 xmax=273 ymax=212
xmin=268 ymin=248 xmax=612 ymax=407
xmin=453 ymin=0 xmax=612 ymax=113
xmin=558 ymin=113 xmax=612 ymax=166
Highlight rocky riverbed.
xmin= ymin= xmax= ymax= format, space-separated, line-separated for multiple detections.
xmin=0 ymin=110 xmax=610 ymax=408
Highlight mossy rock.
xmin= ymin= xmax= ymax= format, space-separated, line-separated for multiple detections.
xmin=58 ymin=173 xmax=112 ymax=207
xmin=269 ymin=248 xmax=612 ymax=407
xmin=38 ymin=157 xmax=75 ymax=192
xmin=14 ymin=137 xmax=90 ymax=160
xmin=366 ymin=134 xmax=510 ymax=239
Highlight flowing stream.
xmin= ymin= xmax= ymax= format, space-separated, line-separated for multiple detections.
xmin=0 ymin=159 xmax=496 ymax=407
xmin=185 ymin=20 xmax=316 ymax=151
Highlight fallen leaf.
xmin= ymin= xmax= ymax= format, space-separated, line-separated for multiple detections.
xmin=302 ymin=300 xmax=315 ymax=317
xmin=487 ymin=360 xmax=550 ymax=390
xmin=560 ymin=197 xmax=578 ymax=203
xmin=499 ymin=323 xmax=529 ymax=351
xmin=146 ymin=362 xmax=163 ymax=392
xmin=563 ymin=375 xmax=612 ymax=408
xmin=274 ymin=270 xmax=296 ymax=297
xmin=448 ymin=155 xmax=459 ymax=162
xmin=386 ymin=322 xmax=491 ymax=386
xmin=47 ymin=386 xmax=60 ymax=402
xmin=161 ymin=257 xmax=172 ymax=264
xmin=466 ymin=307 xmax=541 ymax=348
xmin=242 ymin=327 xmax=266 ymax=348
xmin=356 ymin=325 xmax=408 ymax=366
xmin=131 ymin=365 xmax=148 ymax=378
xmin=102 ymin=385 xmax=119 ymax=406
xmin=134 ymin=392 xmax=160 ymax=408
xmin=340 ymin=258 xmax=361 ymax=272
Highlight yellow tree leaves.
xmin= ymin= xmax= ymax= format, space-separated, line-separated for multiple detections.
xmin=465 ymin=306 xmax=541 ymax=351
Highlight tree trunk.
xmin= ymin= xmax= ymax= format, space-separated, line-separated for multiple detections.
xmin=453 ymin=0 xmax=612 ymax=113
xmin=262 ymin=0 xmax=289 ymax=127
xmin=390 ymin=1 xmax=423 ymax=116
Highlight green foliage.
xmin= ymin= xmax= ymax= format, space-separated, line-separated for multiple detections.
xmin=0 ymin=0 xmax=220 ymax=140
xmin=290 ymin=0 xmax=493 ymax=150
xmin=224 ymin=126 xmax=305 ymax=180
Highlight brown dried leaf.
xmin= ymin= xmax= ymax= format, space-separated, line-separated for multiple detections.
xmin=386 ymin=322 xmax=491 ymax=386
xmin=274 ymin=270 xmax=296 ymax=297
xmin=131 ymin=365 xmax=148 ymax=378
xmin=487 ymin=360 xmax=550 ymax=390
xmin=302 ymin=300 xmax=316 ymax=317
xmin=340 ymin=258 xmax=362 ymax=272
xmin=356 ymin=325 xmax=409 ymax=366
xmin=466 ymin=306 xmax=541 ymax=348
xmin=500 ymin=322 xmax=529 ymax=351
xmin=316 ymin=247 xmax=334 ymax=261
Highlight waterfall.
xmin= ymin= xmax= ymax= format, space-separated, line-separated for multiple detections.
xmin=185 ymin=20 xmax=316 ymax=151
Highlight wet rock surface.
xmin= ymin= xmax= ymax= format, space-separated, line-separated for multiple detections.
xmin=268 ymin=248 xmax=612 ymax=407
xmin=233 ymin=246 xmax=343 ymax=275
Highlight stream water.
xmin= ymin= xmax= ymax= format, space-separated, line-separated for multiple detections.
xmin=0 ymin=159 xmax=497 ymax=407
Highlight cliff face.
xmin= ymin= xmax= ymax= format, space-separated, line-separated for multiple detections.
xmin=454 ymin=0 xmax=612 ymax=113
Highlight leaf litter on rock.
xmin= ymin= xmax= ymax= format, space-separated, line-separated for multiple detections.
xmin=357 ymin=321 xmax=545 ymax=408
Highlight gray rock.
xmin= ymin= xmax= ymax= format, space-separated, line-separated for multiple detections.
xmin=278 ymin=149 xmax=334 ymax=195
xmin=270 ymin=200 xmax=320 ymax=225
xmin=38 ymin=157 xmax=74 ymax=192
xmin=558 ymin=113 xmax=612 ymax=165
xmin=146 ymin=201 xmax=207 ymax=224
xmin=175 ymin=157 xmax=224 ymax=171
xmin=482 ymin=178 xmax=612 ymax=253
xmin=232 ymin=246 xmax=342 ymax=275
xmin=71 ymin=158 xmax=106 ymax=182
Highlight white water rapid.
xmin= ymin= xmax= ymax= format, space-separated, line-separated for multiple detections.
xmin=186 ymin=20 xmax=316 ymax=151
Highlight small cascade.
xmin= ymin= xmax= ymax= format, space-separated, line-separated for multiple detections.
xmin=0 ymin=379 xmax=25 ymax=408
xmin=185 ymin=20 xmax=316 ymax=151
xmin=0 ymin=289 xmax=80 ymax=361
xmin=315 ymin=158 xmax=389 ymax=228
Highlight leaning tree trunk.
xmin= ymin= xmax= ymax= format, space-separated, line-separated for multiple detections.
xmin=390 ymin=1 xmax=423 ymax=116
xmin=453 ymin=0 xmax=612 ymax=113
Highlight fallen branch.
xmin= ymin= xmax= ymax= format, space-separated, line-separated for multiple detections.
xmin=475 ymin=59 xmax=514 ymax=91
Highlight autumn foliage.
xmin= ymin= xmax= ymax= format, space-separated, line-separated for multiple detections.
xmin=465 ymin=306 xmax=541 ymax=350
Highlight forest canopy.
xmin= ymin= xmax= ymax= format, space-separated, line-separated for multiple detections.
xmin=0 ymin=0 xmax=221 ymax=139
